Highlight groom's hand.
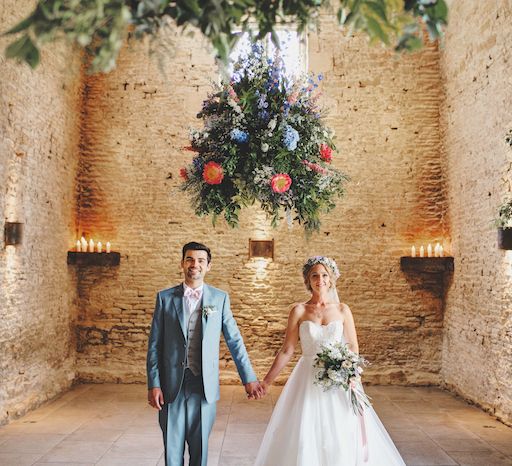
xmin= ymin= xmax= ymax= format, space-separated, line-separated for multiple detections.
xmin=245 ymin=381 xmax=266 ymax=400
xmin=148 ymin=388 xmax=164 ymax=410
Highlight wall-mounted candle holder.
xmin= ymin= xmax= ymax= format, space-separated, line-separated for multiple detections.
xmin=4 ymin=222 xmax=23 ymax=246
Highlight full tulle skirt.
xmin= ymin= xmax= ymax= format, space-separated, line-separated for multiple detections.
xmin=254 ymin=356 xmax=406 ymax=466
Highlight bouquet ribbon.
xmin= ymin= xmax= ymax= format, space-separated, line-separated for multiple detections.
xmin=359 ymin=412 xmax=369 ymax=462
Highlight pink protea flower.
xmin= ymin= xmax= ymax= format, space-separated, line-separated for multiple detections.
xmin=320 ymin=144 xmax=333 ymax=163
xmin=302 ymin=160 xmax=329 ymax=175
xmin=203 ymin=162 xmax=224 ymax=185
xmin=271 ymin=173 xmax=292 ymax=193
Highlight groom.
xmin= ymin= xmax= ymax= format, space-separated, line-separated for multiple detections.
xmin=147 ymin=241 xmax=264 ymax=466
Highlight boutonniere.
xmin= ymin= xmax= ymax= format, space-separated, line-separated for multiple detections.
xmin=202 ymin=305 xmax=217 ymax=318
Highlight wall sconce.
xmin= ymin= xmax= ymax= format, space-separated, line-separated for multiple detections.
xmin=4 ymin=222 xmax=23 ymax=246
xmin=249 ymin=238 xmax=274 ymax=260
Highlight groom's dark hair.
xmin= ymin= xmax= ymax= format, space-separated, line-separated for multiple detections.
xmin=182 ymin=242 xmax=212 ymax=263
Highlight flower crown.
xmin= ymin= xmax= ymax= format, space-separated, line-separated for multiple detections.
xmin=303 ymin=256 xmax=341 ymax=280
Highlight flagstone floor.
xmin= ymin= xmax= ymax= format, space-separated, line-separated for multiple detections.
xmin=0 ymin=384 xmax=511 ymax=466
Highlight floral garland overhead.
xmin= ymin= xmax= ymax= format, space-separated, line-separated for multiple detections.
xmin=180 ymin=43 xmax=349 ymax=233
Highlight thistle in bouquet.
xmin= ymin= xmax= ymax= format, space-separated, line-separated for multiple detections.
xmin=313 ymin=341 xmax=372 ymax=416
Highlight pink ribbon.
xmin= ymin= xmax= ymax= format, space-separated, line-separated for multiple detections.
xmin=359 ymin=412 xmax=369 ymax=462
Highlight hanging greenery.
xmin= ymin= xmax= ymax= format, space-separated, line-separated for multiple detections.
xmin=3 ymin=0 xmax=448 ymax=73
xmin=179 ymin=43 xmax=348 ymax=233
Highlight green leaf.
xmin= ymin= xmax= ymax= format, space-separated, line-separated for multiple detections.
xmin=5 ymin=34 xmax=40 ymax=68
xmin=366 ymin=16 xmax=389 ymax=45
xmin=365 ymin=1 xmax=387 ymax=22
xmin=3 ymin=13 xmax=35 ymax=35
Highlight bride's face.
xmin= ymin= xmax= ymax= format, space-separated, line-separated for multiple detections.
xmin=308 ymin=264 xmax=331 ymax=292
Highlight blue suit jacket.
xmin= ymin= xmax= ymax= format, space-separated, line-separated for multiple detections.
xmin=146 ymin=283 xmax=257 ymax=403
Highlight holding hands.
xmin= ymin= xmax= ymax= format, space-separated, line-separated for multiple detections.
xmin=244 ymin=380 xmax=267 ymax=400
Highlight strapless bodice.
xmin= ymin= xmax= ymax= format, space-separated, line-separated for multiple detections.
xmin=299 ymin=320 xmax=344 ymax=358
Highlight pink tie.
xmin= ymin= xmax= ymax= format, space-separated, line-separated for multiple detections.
xmin=184 ymin=287 xmax=201 ymax=300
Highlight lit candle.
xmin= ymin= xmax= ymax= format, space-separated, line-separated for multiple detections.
xmin=434 ymin=244 xmax=439 ymax=257
xmin=427 ymin=243 xmax=433 ymax=257
xmin=106 ymin=241 xmax=111 ymax=253
xmin=411 ymin=246 xmax=416 ymax=257
xmin=439 ymin=245 xmax=444 ymax=257
xmin=97 ymin=241 xmax=102 ymax=253
xmin=81 ymin=236 xmax=87 ymax=251
xmin=76 ymin=240 xmax=81 ymax=252
xmin=89 ymin=239 xmax=94 ymax=253
xmin=420 ymin=246 xmax=425 ymax=258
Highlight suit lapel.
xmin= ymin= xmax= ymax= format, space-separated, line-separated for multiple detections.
xmin=173 ymin=284 xmax=187 ymax=339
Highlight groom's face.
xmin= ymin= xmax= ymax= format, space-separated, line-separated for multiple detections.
xmin=182 ymin=249 xmax=211 ymax=283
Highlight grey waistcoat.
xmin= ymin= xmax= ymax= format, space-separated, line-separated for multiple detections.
xmin=185 ymin=302 xmax=202 ymax=376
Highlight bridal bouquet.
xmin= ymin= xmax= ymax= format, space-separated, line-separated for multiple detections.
xmin=313 ymin=342 xmax=372 ymax=415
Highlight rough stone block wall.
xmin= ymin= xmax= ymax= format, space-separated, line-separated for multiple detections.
xmin=440 ymin=1 xmax=512 ymax=425
xmin=75 ymin=15 xmax=447 ymax=386
xmin=0 ymin=0 xmax=82 ymax=425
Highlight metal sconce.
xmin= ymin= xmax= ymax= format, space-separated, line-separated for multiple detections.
xmin=249 ymin=238 xmax=274 ymax=260
xmin=4 ymin=222 xmax=23 ymax=246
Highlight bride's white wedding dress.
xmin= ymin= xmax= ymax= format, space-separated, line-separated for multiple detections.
xmin=254 ymin=320 xmax=406 ymax=466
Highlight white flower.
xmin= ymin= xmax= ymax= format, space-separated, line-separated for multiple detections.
xmin=357 ymin=366 xmax=364 ymax=374
xmin=202 ymin=306 xmax=217 ymax=318
xmin=268 ymin=118 xmax=277 ymax=131
xmin=342 ymin=360 xmax=352 ymax=369
xmin=261 ymin=142 xmax=269 ymax=152
xmin=328 ymin=348 xmax=342 ymax=359
xmin=327 ymin=369 xmax=342 ymax=382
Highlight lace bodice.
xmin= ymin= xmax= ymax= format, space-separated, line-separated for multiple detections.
xmin=299 ymin=320 xmax=344 ymax=358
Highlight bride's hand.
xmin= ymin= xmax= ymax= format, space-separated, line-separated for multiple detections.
xmin=261 ymin=380 xmax=270 ymax=394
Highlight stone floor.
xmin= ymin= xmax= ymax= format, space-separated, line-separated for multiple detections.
xmin=0 ymin=384 xmax=511 ymax=466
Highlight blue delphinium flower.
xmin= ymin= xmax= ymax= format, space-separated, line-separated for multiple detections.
xmin=193 ymin=157 xmax=204 ymax=172
xmin=257 ymin=92 xmax=268 ymax=109
xmin=230 ymin=128 xmax=249 ymax=143
xmin=283 ymin=125 xmax=299 ymax=151
xmin=259 ymin=110 xmax=270 ymax=122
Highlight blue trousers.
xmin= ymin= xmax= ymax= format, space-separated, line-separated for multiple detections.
xmin=159 ymin=369 xmax=217 ymax=466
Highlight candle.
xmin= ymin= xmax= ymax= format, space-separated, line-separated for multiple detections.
xmin=80 ymin=236 xmax=87 ymax=251
xmin=97 ymin=241 xmax=102 ymax=253
xmin=76 ymin=240 xmax=81 ymax=252
xmin=106 ymin=241 xmax=111 ymax=253
xmin=427 ymin=243 xmax=433 ymax=257
xmin=411 ymin=246 xmax=416 ymax=257
xmin=439 ymin=245 xmax=444 ymax=257
xmin=89 ymin=239 xmax=94 ymax=253
xmin=434 ymin=244 xmax=439 ymax=257
xmin=420 ymin=246 xmax=425 ymax=258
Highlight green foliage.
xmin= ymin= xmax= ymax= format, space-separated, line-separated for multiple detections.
xmin=3 ymin=0 xmax=448 ymax=73
xmin=180 ymin=44 xmax=348 ymax=233
xmin=506 ymin=129 xmax=512 ymax=148
xmin=495 ymin=198 xmax=512 ymax=230
xmin=496 ymin=130 xmax=512 ymax=229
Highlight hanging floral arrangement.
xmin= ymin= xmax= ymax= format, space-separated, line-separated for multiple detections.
xmin=180 ymin=43 xmax=349 ymax=233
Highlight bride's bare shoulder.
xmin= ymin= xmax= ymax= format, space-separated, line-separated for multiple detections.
xmin=289 ymin=302 xmax=307 ymax=320
xmin=339 ymin=302 xmax=352 ymax=313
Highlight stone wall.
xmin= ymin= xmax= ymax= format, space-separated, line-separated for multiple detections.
xmin=0 ymin=0 xmax=82 ymax=425
xmin=74 ymin=15 xmax=447 ymax=386
xmin=440 ymin=1 xmax=512 ymax=425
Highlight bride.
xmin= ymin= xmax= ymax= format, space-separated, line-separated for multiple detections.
xmin=254 ymin=256 xmax=406 ymax=466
